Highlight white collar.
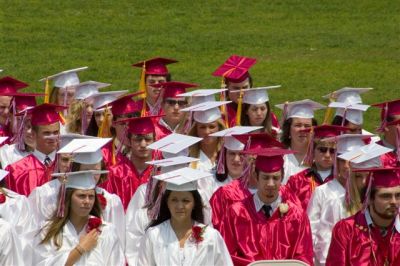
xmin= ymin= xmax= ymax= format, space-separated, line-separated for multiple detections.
xmin=159 ymin=118 xmax=179 ymax=132
xmin=253 ymin=192 xmax=282 ymax=213
xmin=33 ymin=149 xmax=56 ymax=164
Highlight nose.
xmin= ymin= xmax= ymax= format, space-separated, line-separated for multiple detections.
xmin=139 ymin=138 xmax=147 ymax=147
xmin=266 ymin=178 xmax=275 ymax=187
xmin=233 ymin=154 xmax=241 ymax=162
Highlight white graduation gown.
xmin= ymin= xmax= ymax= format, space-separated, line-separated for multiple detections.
xmin=0 ymin=218 xmax=25 ymax=266
xmin=0 ymin=143 xmax=31 ymax=169
xmin=28 ymin=179 xmax=126 ymax=248
xmin=307 ymin=178 xmax=345 ymax=266
xmin=138 ymin=220 xmax=233 ymax=266
xmin=283 ymin=153 xmax=308 ymax=184
xmin=33 ymin=219 xmax=125 ymax=266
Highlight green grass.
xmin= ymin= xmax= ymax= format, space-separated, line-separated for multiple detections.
xmin=1 ymin=0 xmax=399 ymax=131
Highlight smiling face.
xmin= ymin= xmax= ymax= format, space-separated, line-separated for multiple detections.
xmin=226 ymin=150 xmax=244 ymax=179
xmin=33 ymin=122 xmax=60 ymax=154
xmin=256 ymin=170 xmax=282 ymax=204
xmin=167 ymin=190 xmax=195 ymax=222
xmin=70 ymin=189 xmax=96 ymax=218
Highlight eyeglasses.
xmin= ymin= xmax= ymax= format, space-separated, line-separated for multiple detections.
xmin=317 ymin=147 xmax=335 ymax=154
xmin=165 ymin=99 xmax=187 ymax=107
xmin=131 ymin=134 xmax=154 ymax=142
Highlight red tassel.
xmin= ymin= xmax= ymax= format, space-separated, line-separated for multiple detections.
xmin=377 ymin=103 xmax=388 ymax=133
xmin=57 ymin=178 xmax=67 ymax=218
xmin=362 ymin=172 xmax=373 ymax=212
xmin=216 ymin=144 xmax=226 ymax=175
xmin=396 ymin=125 xmax=400 ymax=162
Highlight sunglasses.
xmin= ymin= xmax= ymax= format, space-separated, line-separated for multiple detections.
xmin=317 ymin=147 xmax=335 ymax=154
xmin=166 ymin=99 xmax=187 ymax=107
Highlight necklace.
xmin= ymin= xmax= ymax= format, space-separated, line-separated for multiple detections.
xmin=368 ymin=225 xmax=395 ymax=266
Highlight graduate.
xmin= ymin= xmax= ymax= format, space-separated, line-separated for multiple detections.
xmin=326 ymin=167 xmax=400 ymax=265
xmin=5 ymin=103 xmax=66 ymax=195
xmin=286 ymin=125 xmax=347 ymax=211
xmin=219 ymin=148 xmax=313 ymax=265
xmin=138 ymin=167 xmax=233 ymax=266
xmin=210 ymin=131 xmax=285 ymax=231
xmin=212 ymin=54 xmax=257 ymax=127
xmin=33 ymin=170 xmax=125 ymax=265
xmin=372 ymin=98 xmax=400 ymax=167
xmin=314 ymin=142 xmax=392 ymax=265
xmin=105 ymin=116 xmax=157 ymax=209
xmin=152 ymin=81 xmax=197 ymax=140
xmin=132 ymin=57 xmax=177 ymax=116
xmin=276 ymin=99 xmax=325 ymax=184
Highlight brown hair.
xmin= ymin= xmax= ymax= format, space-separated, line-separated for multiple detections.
xmin=241 ymin=102 xmax=273 ymax=134
xmin=66 ymin=100 xmax=84 ymax=134
xmin=40 ymin=188 xmax=102 ymax=249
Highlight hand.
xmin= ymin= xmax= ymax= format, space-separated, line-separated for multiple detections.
xmin=79 ymin=229 xmax=99 ymax=252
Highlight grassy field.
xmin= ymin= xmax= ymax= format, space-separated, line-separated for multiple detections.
xmin=1 ymin=0 xmax=399 ymax=131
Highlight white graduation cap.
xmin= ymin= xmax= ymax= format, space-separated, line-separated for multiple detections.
xmin=88 ymin=90 xmax=128 ymax=111
xmin=0 ymin=137 xmax=8 ymax=146
xmin=177 ymin=89 xmax=227 ymax=106
xmin=74 ymin=81 xmax=111 ymax=100
xmin=51 ymin=170 xmax=108 ymax=189
xmin=329 ymin=102 xmax=370 ymax=125
xmin=275 ymin=99 xmax=325 ymax=119
xmin=322 ymin=134 xmax=372 ymax=154
xmin=57 ymin=138 xmax=112 ymax=164
xmin=146 ymin=156 xmax=199 ymax=174
xmin=153 ymin=167 xmax=213 ymax=191
xmin=59 ymin=133 xmax=96 ymax=149
xmin=40 ymin=67 xmax=88 ymax=88
xmin=338 ymin=142 xmax=392 ymax=169
xmin=323 ymin=87 xmax=372 ymax=105
xmin=0 ymin=169 xmax=9 ymax=183
xmin=147 ymin=133 xmax=202 ymax=158
xmin=230 ymin=85 xmax=281 ymax=105
xmin=181 ymin=101 xmax=231 ymax=123
xmin=209 ymin=126 xmax=262 ymax=151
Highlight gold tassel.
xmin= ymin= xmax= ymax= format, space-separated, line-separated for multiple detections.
xmin=98 ymin=107 xmax=112 ymax=138
xmin=58 ymin=112 xmax=66 ymax=125
xmin=323 ymin=96 xmax=335 ymax=125
xmin=111 ymin=138 xmax=116 ymax=165
xmin=44 ymin=78 xmax=50 ymax=103
xmin=236 ymin=89 xmax=244 ymax=126
xmin=139 ymin=62 xmax=147 ymax=117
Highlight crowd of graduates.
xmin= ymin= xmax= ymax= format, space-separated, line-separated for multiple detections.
xmin=0 ymin=55 xmax=399 ymax=265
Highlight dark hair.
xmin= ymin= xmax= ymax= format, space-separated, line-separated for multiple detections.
xmin=241 ymin=102 xmax=272 ymax=134
xmin=361 ymin=186 xmax=377 ymax=203
xmin=255 ymin=168 xmax=285 ymax=180
xmin=147 ymin=189 xmax=204 ymax=229
xmin=70 ymin=161 xmax=107 ymax=184
xmin=280 ymin=117 xmax=318 ymax=148
xmin=331 ymin=115 xmax=349 ymax=126
xmin=225 ymin=74 xmax=253 ymax=88
xmin=85 ymin=115 xmax=99 ymax=137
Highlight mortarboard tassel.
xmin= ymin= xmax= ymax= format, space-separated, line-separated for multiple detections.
xmin=333 ymin=148 xmax=338 ymax=179
xmin=219 ymin=79 xmax=229 ymax=129
xmin=216 ymin=143 xmax=226 ymax=175
xmin=281 ymin=101 xmax=289 ymax=125
xmin=340 ymin=108 xmax=348 ymax=127
xmin=81 ymin=102 xmax=87 ymax=135
xmin=98 ymin=107 xmax=112 ymax=138
xmin=16 ymin=112 xmax=27 ymax=151
xmin=396 ymin=125 xmax=400 ymax=162
xmin=361 ymin=172 xmax=373 ymax=212
xmin=148 ymin=181 xmax=166 ymax=220
xmin=377 ymin=103 xmax=389 ymax=133
xmin=139 ymin=62 xmax=147 ymax=117
xmin=56 ymin=175 xmax=67 ymax=217
xmin=182 ymin=111 xmax=193 ymax=135
xmin=235 ymin=89 xmax=244 ymax=126
xmin=44 ymin=78 xmax=50 ymax=103
xmin=322 ymin=96 xmax=335 ymax=125
xmin=58 ymin=112 xmax=66 ymax=125
xmin=302 ymin=127 xmax=314 ymax=167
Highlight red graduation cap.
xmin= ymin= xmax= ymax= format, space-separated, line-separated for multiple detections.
xmin=114 ymin=115 xmax=161 ymax=135
xmin=363 ymin=167 xmax=400 ymax=188
xmin=14 ymin=93 xmax=45 ymax=113
xmin=30 ymin=103 xmax=67 ymax=126
xmin=242 ymin=147 xmax=295 ymax=173
xmin=232 ymin=132 xmax=284 ymax=150
xmin=151 ymin=81 xmax=198 ymax=99
xmin=97 ymin=91 xmax=144 ymax=116
xmin=0 ymin=76 xmax=29 ymax=95
xmin=301 ymin=125 xmax=348 ymax=139
xmin=212 ymin=55 xmax=257 ymax=83
xmin=372 ymin=99 xmax=400 ymax=125
xmin=132 ymin=57 xmax=178 ymax=75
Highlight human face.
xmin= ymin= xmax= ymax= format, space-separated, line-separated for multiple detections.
xmin=58 ymin=154 xmax=73 ymax=173
xmin=70 ymin=189 xmax=96 ymax=218
xmin=384 ymin=114 xmax=400 ymax=146
xmin=23 ymin=117 xmax=35 ymax=149
xmin=370 ymin=186 xmax=400 ymax=220
xmin=226 ymin=150 xmax=244 ymax=179
xmin=353 ymin=171 xmax=368 ymax=192
xmin=162 ymin=97 xmax=187 ymax=128
xmin=94 ymin=110 xmax=112 ymax=128
xmin=246 ymin=103 xmax=268 ymax=126
xmin=167 ymin=191 xmax=195 ymax=222
xmin=196 ymin=121 xmax=219 ymax=145
xmin=289 ymin=117 xmax=313 ymax=148
xmin=313 ymin=142 xmax=335 ymax=171
xmin=33 ymin=122 xmax=60 ymax=154
xmin=79 ymin=162 xmax=102 ymax=183
xmin=256 ymin=170 xmax=282 ymax=204
xmin=130 ymin=133 xmax=154 ymax=159
xmin=227 ymin=78 xmax=250 ymax=103
xmin=84 ymin=99 xmax=94 ymax=125
xmin=113 ymin=114 xmax=132 ymax=144
xmin=146 ymin=75 xmax=167 ymax=104
xmin=0 ymin=96 xmax=11 ymax=125
xmin=336 ymin=158 xmax=350 ymax=184
xmin=57 ymin=87 xmax=75 ymax=106
xmin=345 ymin=121 xmax=362 ymax=134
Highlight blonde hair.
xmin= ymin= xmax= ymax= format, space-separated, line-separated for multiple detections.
xmin=66 ymin=100 xmax=84 ymax=134
xmin=48 ymin=87 xmax=60 ymax=104
xmin=345 ymin=172 xmax=363 ymax=215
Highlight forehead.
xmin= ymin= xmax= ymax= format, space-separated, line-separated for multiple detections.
xmin=73 ymin=189 xmax=95 ymax=196
xmin=291 ymin=117 xmax=312 ymax=124
xmin=0 ymin=96 xmax=12 ymax=105
xmin=165 ymin=97 xmax=185 ymax=101
xmin=375 ymin=186 xmax=400 ymax=195
xmin=146 ymin=75 xmax=166 ymax=81
xmin=259 ymin=170 xmax=282 ymax=177
xmin=131 ymin=133 xmax=154 ymax=138
xmin=228 ymin=78 xmax=249 ymax=88
xmin=249 ymin=103 xmax=267 ymax=108
xmin=315 ymin=140 xmax=335 ymax=147
xmin=38 ymin=122 xmax=60 ymax=131
xmin=168 ymin=190 xmax=194 ymax=198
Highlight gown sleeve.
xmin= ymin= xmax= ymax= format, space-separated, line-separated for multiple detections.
xmin=137 ymin=228 xmax=156 ymax=266
xmin=0 ymin=219 xmax=25 ymax=266
xmin=212 ymin=228 xmax=234 ymax=266
xmin=326 ymin=220 xmax=349 ymax=266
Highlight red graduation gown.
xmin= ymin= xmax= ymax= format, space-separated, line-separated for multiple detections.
xmin=286 ymin=168 xmax=333 ymax=211
xmin=153 ymin=120 xmax=172 ymax=141
xmin=135 ymin=99 xmax=164 ymax=117
xmin=101 ymin=141 xmax=128 ymax=169
xmin=220 ymin=192 xmax=313 ymax=266
xmin=5 ymin=154 xmax=54 ymax=196
xmin=102 ymin=154 xmax=153 ymax=210
xmin=327 ymin=211 xmax=400 ymax=266
xmin=210 ymin=179 xmax=252 ymax=231
xmin=377 ymin=140 xmax=398 ymax=167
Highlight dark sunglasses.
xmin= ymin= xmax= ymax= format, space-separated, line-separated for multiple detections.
xmin=166 ymin=99 xmax=187 ymax=107
xmin=317 ymin=147 xmax=335 ymax=154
